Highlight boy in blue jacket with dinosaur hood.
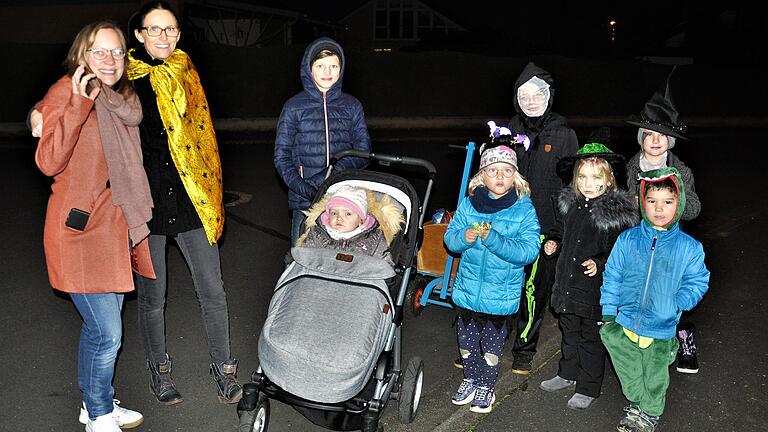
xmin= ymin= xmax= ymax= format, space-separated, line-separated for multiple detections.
xmin=600 ymin=167 xmax=709 ymax=432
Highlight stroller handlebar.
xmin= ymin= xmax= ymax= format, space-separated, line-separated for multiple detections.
xmin=331 ymin=150 xmax=437 ymax=178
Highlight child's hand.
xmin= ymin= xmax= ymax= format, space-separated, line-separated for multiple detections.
xmin=465 ymin=227 xmax=479 ymax=243
xmin=543 ymin=240 xmax=558 ymax=256
xmin=471 ymin=222 xmax=491 ymax=241
xmin=581 ymin=259 xmax=597 ymax=277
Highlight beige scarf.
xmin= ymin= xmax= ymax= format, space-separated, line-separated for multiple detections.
xmin=94 ymin=85 xmax=153 ymax=245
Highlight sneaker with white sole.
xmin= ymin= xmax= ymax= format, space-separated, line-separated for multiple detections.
xmin=85 ymin=413 xmax=122 ymax=432
xmin=79 ymin=399 xmax=143 ymax=429
xmin=451 ymin=379 xmax=477 ymax=405
xmin=469 ymin=386 xmax=495 ymax=413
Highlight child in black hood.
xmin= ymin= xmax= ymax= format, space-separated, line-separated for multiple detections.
xmin=506 ymin=62 xmax=579 ymax=374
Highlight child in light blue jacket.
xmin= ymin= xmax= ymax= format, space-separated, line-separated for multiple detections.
xmin=444 ymin=144 xmax=540 ymax=413
xmin=600 ymin=167 xmax=709 ymax=432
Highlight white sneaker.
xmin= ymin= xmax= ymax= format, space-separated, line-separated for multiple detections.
xmin=79 ymin=399 xmax=144 ymax=429
xmin=85 ymin=413 xmax=122 ymax=432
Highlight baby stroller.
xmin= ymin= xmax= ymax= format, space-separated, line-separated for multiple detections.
xmin=238 ymin=150 xmax=436 ymax=432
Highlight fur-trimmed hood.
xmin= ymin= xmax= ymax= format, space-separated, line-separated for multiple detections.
xmin=556 ymin=187 xmax=639 ymax=233
xmin=297 ymin=189 xmax=405 ymax=246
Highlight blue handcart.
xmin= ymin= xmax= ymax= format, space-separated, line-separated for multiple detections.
xmin=407 ymin=142 xmax=475 ymax=316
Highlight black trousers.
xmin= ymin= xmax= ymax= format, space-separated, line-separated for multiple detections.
xmin=557 ymin=312 xmax=605 ymax=398
xmin=511 ymin=253 xmax=556 ymax=363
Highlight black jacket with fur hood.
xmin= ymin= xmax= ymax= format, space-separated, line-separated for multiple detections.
xmin=549 ymin=187 xmax=639 ymax=320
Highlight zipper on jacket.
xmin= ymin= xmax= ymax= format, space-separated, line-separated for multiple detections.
xmin=323 ymin=92 xmax=330 ymax=167
xmin=474 ymin=246 xmax=488 ymax=310
xmin=635 ymin=235 xmax=657 ymax=331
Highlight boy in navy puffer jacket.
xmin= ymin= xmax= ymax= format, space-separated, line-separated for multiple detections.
xmin=274 ymin=37 xmax=371 ymax=245
xmin=600 ymin=167 xmax=709 ymax=432
xmin=444 ymin=145 xmax=540 ymax=414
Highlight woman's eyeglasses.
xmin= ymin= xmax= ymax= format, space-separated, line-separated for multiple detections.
xmin=87 ymin=48 xmax=125 ymax=61
xmin=141 ymin=25 xmax=180 ymax=37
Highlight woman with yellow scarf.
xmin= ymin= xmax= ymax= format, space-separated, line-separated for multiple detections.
xmin=127 ymin=1 xmax=240 ymax=406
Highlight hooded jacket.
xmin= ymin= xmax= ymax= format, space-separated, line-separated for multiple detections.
xmin=600 ymin=168 xmax=710 ymax=339
xmin=274 ymin=37 xmax=371 ymax=211
xmin=549 ymin=188 xmax=639 ymax=320
xmin=444 ymin=192 xmax=541 ymax=316
xmin=626 ymin=150 xmax=701 ymax=221
xmin=508 ymin=62 xmax=578 ymax=235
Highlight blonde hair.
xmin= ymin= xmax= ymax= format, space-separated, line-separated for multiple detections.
xmin=571 ymin=157 xmax=617 ymax=198
xmin=468 ymin=168 xmax=531 ymax=198
xmin=64 ymin=21 xmax=131 ymax=94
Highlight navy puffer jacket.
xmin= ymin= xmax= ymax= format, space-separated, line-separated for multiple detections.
xmin=274 ymin=37 xmax=371 ymax=211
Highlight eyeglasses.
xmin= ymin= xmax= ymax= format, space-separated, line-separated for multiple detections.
xmin=87 ymin=48 xmax=125 ymax=61
xmin=141 ymin=25 xmax=180 ymax=37
xmin=483 ymin=167 xmax=515 ymax=178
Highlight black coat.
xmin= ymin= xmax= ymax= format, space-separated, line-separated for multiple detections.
xmin=132 ymin=48 xmax=202 ymax=235
xmin=507 ymin=63 xmax=578 ymax=235
xmin=549 ymin=188 xmax=639 ymax=320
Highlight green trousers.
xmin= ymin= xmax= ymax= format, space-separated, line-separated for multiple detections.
xmin=600 ymin=322 xmax=678 ymax=416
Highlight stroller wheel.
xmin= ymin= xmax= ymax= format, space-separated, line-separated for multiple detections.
xmin=238 ymin=392 xmax=270 ymax=432
xmin=406 ymin=276 xmax=427 ymax=317
xmin=398 ymin=356 xmax=424 ymax=424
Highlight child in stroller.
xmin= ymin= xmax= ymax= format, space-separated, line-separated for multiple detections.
xmin=239 ymin=165 xmax=430 ymax=432
xmin=298 ymin=185 xmax=402 ymax=265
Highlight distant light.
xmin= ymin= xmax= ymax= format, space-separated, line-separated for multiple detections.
xmin=373 ymin=48 xmax=392 ymax=53
xmin=609 ymin=19 xmax=617 ymax=43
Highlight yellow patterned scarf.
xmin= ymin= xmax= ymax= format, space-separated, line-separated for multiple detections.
xmin=127 ymin=48 xmax=224 ymax=244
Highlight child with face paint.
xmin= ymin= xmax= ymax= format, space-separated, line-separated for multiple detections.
xmin=600 ymin=167 xmax=709 ymax=432
xmin=444 ymin=145 xmax=541 ymax=413
xmin=538 ymin=138 xmax=638 ymax=410
xmin=626 ymin=69 xmax=702 ymax=375
xmin=505 ymin=62 xmax=579 ymax=375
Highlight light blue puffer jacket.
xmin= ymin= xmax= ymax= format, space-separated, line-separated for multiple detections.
xmin=444 ymin=194 xmax=541 ymax=315
xmin=600 ymin=167 xmax=710 ymax=339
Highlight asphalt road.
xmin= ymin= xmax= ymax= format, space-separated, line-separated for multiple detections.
xmin=1 ymin=127 xmax=765 ymax=432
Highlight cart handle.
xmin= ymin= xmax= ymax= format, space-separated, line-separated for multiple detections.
xmin=330 ymin=149 xmax=437 ymax=178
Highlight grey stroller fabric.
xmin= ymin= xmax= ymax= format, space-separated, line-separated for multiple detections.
xmin=258 ymin=247 xmax=397 ymax=403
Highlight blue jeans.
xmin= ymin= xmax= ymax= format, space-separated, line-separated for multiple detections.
xmin=290 ymin=210 xmax=307 ymax=246
xmin=70 ymin=293 xmax=124 ymax=419
xmin=136 ymin=228 xmax=231 ymax=365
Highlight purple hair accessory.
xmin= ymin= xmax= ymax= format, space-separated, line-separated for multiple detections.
xmin=513 ymin=134 xmax=530 ymax=148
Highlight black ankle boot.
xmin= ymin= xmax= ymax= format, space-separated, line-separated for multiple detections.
xmin=211 ymin=359 xmax=243 ymax=404
xmin=148 ymin=354 xmax=183 ymax=405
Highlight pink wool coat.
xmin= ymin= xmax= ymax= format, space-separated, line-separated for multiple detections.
xmin=35 ymin=76 xmax=154 ymax=294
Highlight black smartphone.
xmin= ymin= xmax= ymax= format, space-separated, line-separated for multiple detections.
xmin=65 ymin=208 xmax=90 ymax=231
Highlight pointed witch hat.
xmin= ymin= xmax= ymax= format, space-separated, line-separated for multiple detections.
xmin=626 ymin=67 xmax=687 ymax=140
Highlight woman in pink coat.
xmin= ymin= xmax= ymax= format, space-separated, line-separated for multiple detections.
xmin=35 ymin=21 xmax=153 ymax=432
